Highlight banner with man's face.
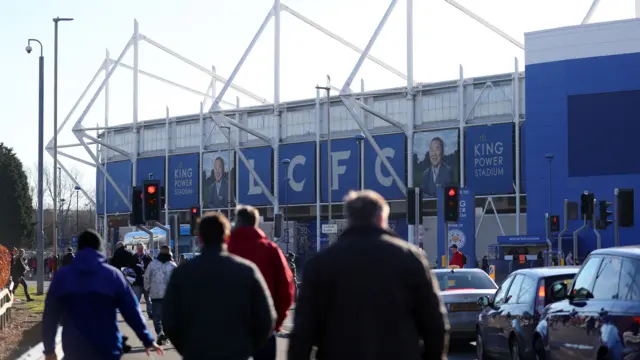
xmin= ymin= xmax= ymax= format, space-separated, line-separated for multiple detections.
xmin=202 ymin=150 xmax=236 ymax=210
xmin=413 ymin=129 xmax=460 ymax=198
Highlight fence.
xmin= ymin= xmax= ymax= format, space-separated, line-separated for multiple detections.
xmin=0 ymin=281 xmax=14 ymax=330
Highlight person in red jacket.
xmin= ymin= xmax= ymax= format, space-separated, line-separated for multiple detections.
xmin=449 ymin=244 xmax=465 ymax=268
xmin=228 ymin=205 xmax=295 ymax=360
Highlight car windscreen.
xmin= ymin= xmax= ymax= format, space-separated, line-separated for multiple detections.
xmin=435 ymin=271 xmax=498 ymax=291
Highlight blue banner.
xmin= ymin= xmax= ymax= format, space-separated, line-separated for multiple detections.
xmin=465 ymin=124 xmax=514 ymax=195
xmin=279 ymin=142 xmax=315 ymax=205
xmin=320 ymin=138 xmax=360 ymax=203
xmin=105 ymin=161 xmax=132 ymax=214
xmin=238 ymin=146 xmax=273 ymax=206
xmin=136 ymin=157 xmax=165 ymax=186
xmin=437 ymin=187 xmax=476 ymax=268
xmin=168 ymin=153 xmax=199 ymax=209
xmin=96 ymin=167 xmax=105 ymax=215
xmin=364 ymin=133 xmax=406 ymax=200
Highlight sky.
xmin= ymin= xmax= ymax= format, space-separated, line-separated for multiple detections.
xmin=1 ymin=0 xmax=635 ymax=191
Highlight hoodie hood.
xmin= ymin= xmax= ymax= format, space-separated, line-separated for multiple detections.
xmin=230 ymin=226 xmax=268 ymax=243
xmin=157 ymin=253 xmax=172 ymax=263
xmin=72 ymin=248 xmax=106 ymax=272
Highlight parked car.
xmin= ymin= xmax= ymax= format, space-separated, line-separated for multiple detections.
xmin=534 ymin=246 xmax=640 ymax=360
xmin=433 ymin=268 xmax=498 ymax=341
xmin=475 ymin=266 xmax=580 ymax=360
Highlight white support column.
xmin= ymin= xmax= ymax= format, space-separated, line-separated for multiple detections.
xmin=406 ymin=0 xmax=416 ymax=245
xmin=235 ymin=97 xmax=241 ymax=206
xmin=165 ymin=107 xmax=170 ymax=226
xmin=132 ymin=19 xmax=140 ymax=187
xmin=582 ymin=0 xmax=603 ymax=24
xmin=458 ymin=65 xmax=465 ymax=187
xmin=514 ymin=58 xmax=521 ymax=234
xmin=636 ymin=0 xmax=640 ymax=18
xmin=315 ymin=88 xmax=321 ymax=253
xmin=273 ymin=0 xmax=281 ymax=220
xmin=103 ymin=49 xmax=110 ymax=244
xmin=199 ymin=103 xmax=204 ymax=212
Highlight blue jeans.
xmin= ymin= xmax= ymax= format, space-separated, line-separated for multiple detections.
xmin=132 ymin=285 xmax=153 ymax=319
xmin=254 ymin=334 xmax=276 ymax=360
xmin=151 ymin=299 xmax=163 ymax=336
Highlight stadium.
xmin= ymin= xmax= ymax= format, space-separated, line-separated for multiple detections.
xmin=52 ymin=0 xmax=640 ymax=266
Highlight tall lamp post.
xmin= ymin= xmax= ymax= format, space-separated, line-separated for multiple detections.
xmin=74 ymin=185 xmax=81 ymax=233
xmin=354 ymin=134 xmax=365 ymax=190
xmin=281 ymin=158 xmax=291 ymax=252
xmin=220 ymin=125 xmax=232 ymax=219
xmin=545 ymin=153 xmax=554 ymax=220
xmin=25 ymin=38 xmax=45 ymax=295
xmin=52 ymin=16 xmax=74 ymax=276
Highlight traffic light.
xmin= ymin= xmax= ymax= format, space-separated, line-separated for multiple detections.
xmin=598 ymin=200 xmax=613 ymax=230
xmin=189 ymin=206 xmax=201 ymax=236
xmin=618 ymin=188 xmax=634 ymax=227
xmin=142 ymin=180 xmax=161 ymax=222
xmin=444 ymin=186 xmax=459 ymax=222
xmin=130 ymin=186 xmax=143 ymax=225
xmin=580 ymin=192 xmax=595 ymax=221
xmin=407 ymin=187 xmax=423 ymax=225
xmin=550 ymin=215 xmax=560 ymax=232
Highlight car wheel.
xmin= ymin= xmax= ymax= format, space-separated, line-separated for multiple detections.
xmin=510 ymin=338 xmax=521 ymax=360
xmin=476 ymin=330 xmax=490 ymax=360
xmin=534 ymin=337 xmax=546 ymax=360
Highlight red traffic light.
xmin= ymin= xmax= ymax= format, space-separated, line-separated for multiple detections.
xmin=147 ymin=185 xmax=157 ymax=194
xmin=191 ymin=207 xmax=198 ymax=214
xmin=448 ymin=188 xmax=456 ymax=197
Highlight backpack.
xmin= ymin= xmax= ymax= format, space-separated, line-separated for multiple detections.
xmin=461 ymin=253 xmax=468 ymax=266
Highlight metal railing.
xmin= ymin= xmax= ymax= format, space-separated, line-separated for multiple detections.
xmin=0 ymin=282 xmax=14 ymax=330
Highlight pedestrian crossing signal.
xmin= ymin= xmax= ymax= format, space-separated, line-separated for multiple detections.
xmin=550 ymin=215 xmax=560 ymax=232
xmin=143 ymin=180 xmax=161 ymax=222
xmin=444 ymin=186 xmax=459 ymax=223
xmin=190 ymin=206 xmax=201 ymax=236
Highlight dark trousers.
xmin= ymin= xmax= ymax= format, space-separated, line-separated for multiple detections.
xmin=151 ymin=299 xmax=163 ymax=336
xmin=12 ymin=276 xmax=31 ymax=300
xmin=254 ymin=334 xmax=276 ymax=360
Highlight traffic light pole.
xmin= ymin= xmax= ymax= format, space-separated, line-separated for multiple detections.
xmin=557 ymin=199 xmax=569 ymax=264
xmin=592 ymin=198 xmax=601 ymax=250
xmin=573 ymin=215 xmax=587 ymax=263
xmin=614 ymin=188 xmax=620 ymax=247
xmin=544 ymin=213 xmax=552 ymax=263
xmin=414 ymin=188 xmax=420 ymax=250
xmin=444 ymin=224 xmax=449 ymax=268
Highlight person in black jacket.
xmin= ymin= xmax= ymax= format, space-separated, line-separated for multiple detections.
xmin=110 ymin=241 xmax=133 ymax=271
xmin=288 ymin=190 xmax=449 ymax=360
xmin=131 ymin=242 xmax=154 ymax=319
xmin=163 ymin=212 xmax=276 ymax=360
xmin=11 ymin=249 xmax=33 ymax=301
xmin=61 ymin=247 xmax=74 ymax=267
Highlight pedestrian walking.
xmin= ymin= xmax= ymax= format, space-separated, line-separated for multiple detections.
xmin=163 ymin=212 xmax=276 ymax=360
xmin=228 ymin=206 xmax=295 ymax=360
xmin=143 ymin=245 xmax=177 ymax=345
xmin=11 ymin=249 xmax=33 ymax=301
xmin=449 ymin=244 xmax=466 ymax=268
xmin=131 ymin=242 xmax=154 ymax=320
xmin=288 ymin=190 xmax=449 ymax=360
xmin=41 ymin=229 xmax=163 ymax=360
xmin=110 ymin=241 xmax=133 ymax=270
xmin=61 ymin=247 xmax=74 ymax=267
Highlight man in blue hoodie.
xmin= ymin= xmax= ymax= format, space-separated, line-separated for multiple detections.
xmin=41 ymin=229 xmax=163 ymax=360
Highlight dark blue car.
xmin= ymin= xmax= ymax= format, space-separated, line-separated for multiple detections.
xmin=534 ymin=246 xmax=640 ymax=360
xmin=476 ymin=266 xmax=579 ymax=360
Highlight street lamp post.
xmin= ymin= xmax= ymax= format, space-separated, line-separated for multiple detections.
xmin=220 ymin=126 xmax=232 ymax=219
xmin=281 ymin=158 xmax=291 ymax=252
xmin=545 ymin=153 xmax=554 ymax=219
xmin=25 ymin=38 xmax=45 ymax=295
xmin=354 ymin=134 xmax=365 ymax=190
xmin=74 ymin=186 xmax=81 ymax=233
xmin=52 ymin=16 xmax=74 ymax=276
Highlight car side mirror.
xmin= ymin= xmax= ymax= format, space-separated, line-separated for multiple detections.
xmin=550 ymin=282 xmax=568 ymax=301
xmin=478 ymin=296 xmax=490 ymax=307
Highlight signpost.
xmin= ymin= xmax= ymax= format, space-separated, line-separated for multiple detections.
xmin=322 ymin=224 xmax=338 ymax=234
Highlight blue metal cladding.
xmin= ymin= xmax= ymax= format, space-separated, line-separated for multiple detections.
xmin=363 ymin=133 xmax=406 ymax=200
xmin=105 ymin=160 xmax=132 ymax=214
xmin=96 ymin=167 xmax=105 ymax=215
xmin=465 ymin=123 xmax=514 ymax=195
xmin=521 ymin=122 xmax=526 ymax=193
xmin=526 ymin=52 xmax=640 ymax=253
xmin=168 ymin=153 xmax=199 ymax=209
xmin=320 ymin=138 xmax=360 ymax=203
xmin=238 ymin=146 xmax=273 ymax=206
xmin=136 ymin=157 xmax=165 ymax=186
xmin=279 ymin=142 xmax=315 ymax=205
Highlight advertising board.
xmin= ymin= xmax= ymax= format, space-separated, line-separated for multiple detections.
xmin=363 ymin=133 xmax=406 ymax=200
xmin=465 ymin=123 xmax=514 ymax=195
xmin=413 ymin=130 xmax=460 ymax=199
xmin=279 ymin=142 xmax=315 ymax=205
xmin=237 ymin=146 xmax=273 ymax=206
xmin=168 ymin=153 xmax=199 ymax=209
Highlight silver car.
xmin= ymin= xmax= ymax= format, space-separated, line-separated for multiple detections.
xmin=433 ymin=268 xmax=498 ymax=340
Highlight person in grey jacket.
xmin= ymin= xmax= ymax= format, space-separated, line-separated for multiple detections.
xmin=144 ymin=245 xmax=177 ymax=345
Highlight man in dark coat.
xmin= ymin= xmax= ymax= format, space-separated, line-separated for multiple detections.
xmin=288 ymin=190 xmax=449 ymax=360
xmin=163 ymin=212 xmax=276 ymax=360
xmin=11 ymin=249 xmax=33 ymax=301
xmin=61 ymin=247 xmax=74 ymax=267
xmin=110 ymin=241 xmax=133 ymax=270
